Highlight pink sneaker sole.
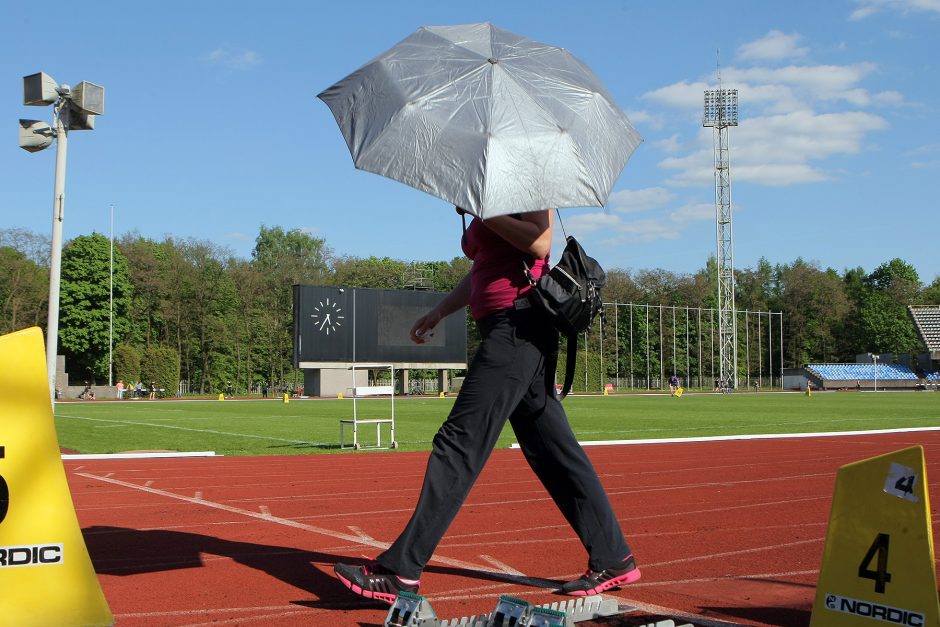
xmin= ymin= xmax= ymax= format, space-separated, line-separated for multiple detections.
xmin=335 ymin=571 xmax=399 ymax=604
xmin=567 ymin=567 xmax=642 ymax=596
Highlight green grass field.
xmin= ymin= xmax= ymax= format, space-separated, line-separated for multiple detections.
xmin=53 ymin=391 xmax=940 ymax=457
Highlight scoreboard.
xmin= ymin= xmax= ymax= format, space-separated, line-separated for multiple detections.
xmin=293 ymin=285 xmax=467 ymax=368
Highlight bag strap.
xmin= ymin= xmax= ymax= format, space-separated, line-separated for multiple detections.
xmin=559 ymin=334 xmax=577 ymax=400
xmin=554 ymin=208 xmax=567 ymax=239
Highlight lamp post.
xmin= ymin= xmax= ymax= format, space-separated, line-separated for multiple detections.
xmin=19 ymin=72 xmax=104 ymax=402
xmin=109 ymin=203 xmax=114 ymax=387
xmin=872 ymin=354 xmax=879 ymax=392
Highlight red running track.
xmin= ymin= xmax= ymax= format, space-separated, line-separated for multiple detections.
xmin=66 ymin=430 xmax=940 ymax=626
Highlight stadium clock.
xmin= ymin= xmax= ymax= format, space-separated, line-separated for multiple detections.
xmin=310 ymin=299 xmax=344 ymax=335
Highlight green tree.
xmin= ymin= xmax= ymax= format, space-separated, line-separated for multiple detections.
xmin=141 ymin=344 xmax=180 ymax=398
xmin=0 ymin=246 xmax=47 ymax=334
xmin=922 ymin=277 xmax=940 ymax=305
xmin=113 ymin=343 xmax=142 ymax=384
xmin=855 ymin=259 xmax=921 ymax=356
xmin=252 ymin=226 xmax=332 ymax=388
xmin=775 ymin=259 xmax=850 ymax=366
xmin=118 ymin=235 xmax=167 ymax=346
xmin=58 ymin=233 xmax=132 ymax=381
xmin=332 ymin=255 xmax=408 ymax=289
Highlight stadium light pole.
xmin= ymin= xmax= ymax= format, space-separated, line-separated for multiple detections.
xmin=872 ymin=354 xmax=879 ymax=392
xmin=109 ymin=203 xmax=114 ymax=387
xmin=703 ymin=77 xmax=739 ymax=390
xmin=19 ymin=72 xmax=105 ymax=402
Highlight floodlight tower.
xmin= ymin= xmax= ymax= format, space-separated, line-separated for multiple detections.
xmin=703 ymin=86 xmax=738 ymax=389
xmin=19 ymin=71 xmax=105 ymax=402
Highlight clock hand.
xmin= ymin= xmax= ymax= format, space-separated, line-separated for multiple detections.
xmin=320 ymin=314 xmax=331 ymax=330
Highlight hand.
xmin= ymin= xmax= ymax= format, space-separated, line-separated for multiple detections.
xmin=411 ymin=310 xmax=441 ymax=344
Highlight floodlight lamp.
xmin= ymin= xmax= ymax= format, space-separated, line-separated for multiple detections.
xmin=18 ymin=119 xmax=54 ymax=153
xmin=71 ymin=81 xmax=104 ymax=115
xmin=23 ymin=72 xmax=59 ymax=106
xmin=65 ymin=102 xmax=96 ymax=131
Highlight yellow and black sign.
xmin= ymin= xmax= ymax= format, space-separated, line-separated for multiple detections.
xmin=0 ymin=327 xmax=112 ymax=626
xmin=811 ymin=445 xmax=940 ymax=627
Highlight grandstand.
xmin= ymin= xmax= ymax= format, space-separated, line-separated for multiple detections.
xmin=805 ymin=362 xmax=919 ymax=390
xmin=799 ymin=306 xmax=940 ymax=391
xmin=910 ymin=305 xmax=940 ymax=384
xmin=910 ymin=305 xmax=940 ymax=356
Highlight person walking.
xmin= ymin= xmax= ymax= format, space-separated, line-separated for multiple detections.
xmin=334 ymin=208 xmax=639 ymax=603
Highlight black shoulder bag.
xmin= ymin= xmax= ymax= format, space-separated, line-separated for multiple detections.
xmin=525 ymin=214 xmax=606 ymax=399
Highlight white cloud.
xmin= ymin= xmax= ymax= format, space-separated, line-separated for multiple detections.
xmin=653 ymin=134 xmax=684 ymax=154
xmin=850 ymin=0 xmax=940 ymax=19
xmin=737 ymin=31 xmax=809 ymax=62
xmin=565 ymin=198 xmax=715 ymax=247
xmin=643 ymin=80 xmax=711 ymax=110
xmin=641 ymin=39 xmax=897 ymax=189
xmin=207 ymin=47 xmax=261 ymax=70
xmin=669 ymin=203 xmax=714 ymax=222
xmin=608 ymin=187 xmax=676 ymax=213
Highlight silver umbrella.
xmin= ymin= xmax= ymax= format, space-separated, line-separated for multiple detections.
xmin=318 ymin=22 xmax=642 ymax=219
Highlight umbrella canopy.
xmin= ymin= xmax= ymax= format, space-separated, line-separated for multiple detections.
xmin=318 ymin=22 xmax=642 ymax=219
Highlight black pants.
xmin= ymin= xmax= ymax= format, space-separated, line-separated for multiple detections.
xmin=378 ymin=306 xmax=631 ymax=580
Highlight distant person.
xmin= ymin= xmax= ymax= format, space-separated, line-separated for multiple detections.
xmin=261 ymin=381 xmax=268 ymax=398
xmin=668 ymin=374 xmax=680 ymax=396
xmin=149 ymin=381 xmax=156 ymax=399
xmin=226 ymin=381 xmax=234 ymax=399
xmin=136 ymin=380 xmax=143 ymax=398
xmin=80 ymin=380 xmax=92 ymax=400
xmin=116 ymin=379 xmax=125 ymax=399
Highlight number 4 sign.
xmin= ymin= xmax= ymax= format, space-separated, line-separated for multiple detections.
xmin=885 ymin=461 xmax=919 ymax=503
xmin=810 ymin=445 xmax=940 ymax=627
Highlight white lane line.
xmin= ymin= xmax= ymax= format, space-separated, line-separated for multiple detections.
xmin=347 ymin=526 xmax=376 ymax=543
xmin=479 ymin=555 xmax=525 ymax=576
xmin=629 ymin=568 xmax=819 ymax=588
xmin=548 ymin=425 xmax=940 ymax=448
xmin=76 ymin=472 xmax=523 ymax=578
xmin=60 ymin=414 xmax=326 ymax=447
xmin=643 ymin=537 xmax=822 ymax=569
xmin=113 ymin=604 xmax=333 ymax=620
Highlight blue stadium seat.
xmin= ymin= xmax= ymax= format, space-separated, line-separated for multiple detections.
xmin=807 ymin=363 xmax=918 ymax=381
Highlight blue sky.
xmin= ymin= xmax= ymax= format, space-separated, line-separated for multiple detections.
xmin=2 ymin=0 xmax=938 ymax=284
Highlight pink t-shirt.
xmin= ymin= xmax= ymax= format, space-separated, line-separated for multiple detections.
xmin=461 ymin=217 xmax=549 ymax=320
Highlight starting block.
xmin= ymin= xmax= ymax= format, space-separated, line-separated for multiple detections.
xmin=810 ymin=445 xmax=940 ymax=626
xmin=385 ymin=592 xmax=627 ymax=627
xmin=385 ymin=591 xmax=438 ymax=626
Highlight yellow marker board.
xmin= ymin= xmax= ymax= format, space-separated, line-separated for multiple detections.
xmin=0 ymin=327 xmax=113 ymax=626
xmin=811 ymin=446 xmax=940 ymax=627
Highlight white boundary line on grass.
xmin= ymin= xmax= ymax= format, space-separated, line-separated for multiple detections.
xmin=511 ymin=426 xmax=940 ymax=449
xmin=62 ymin=451 xmax=218 ymax=460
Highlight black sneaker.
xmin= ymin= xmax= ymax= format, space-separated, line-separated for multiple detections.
xmin=560 ymin=555 xmax=641 ymax=596
xmin=334 ymin=560 xmax=420 ymax=604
